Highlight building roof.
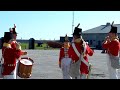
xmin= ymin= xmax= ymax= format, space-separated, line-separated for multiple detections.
xmin=83 ymin=23 xmax=120 ymax=34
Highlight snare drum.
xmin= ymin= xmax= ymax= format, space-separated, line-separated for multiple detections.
xmin=18 ymin=57 xmax=34 ymax=78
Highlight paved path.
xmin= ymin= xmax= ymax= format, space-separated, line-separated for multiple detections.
xmin=1 ymin=49 xmax=119 ymax=79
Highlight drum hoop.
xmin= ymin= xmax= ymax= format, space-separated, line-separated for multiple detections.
xmin=20 ymin=59 xmax=33 ymax=65
xmin=21 ymin=57 xmax=34 ymax=63
xmin=19 ymin=62 xmax=33 ymax=66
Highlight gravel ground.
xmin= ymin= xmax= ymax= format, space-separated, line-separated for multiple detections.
xmin=0 ymin=49 xmax=118 ymax=79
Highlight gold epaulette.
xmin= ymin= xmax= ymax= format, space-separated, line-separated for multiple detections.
xmin=3 ymin=43 xmax=11 ymax=48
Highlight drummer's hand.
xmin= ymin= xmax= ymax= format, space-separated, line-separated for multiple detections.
xmin=23 ymin=51 xmax=27 ymax=55
xmin=21 ymin=51 xmax=27 ymax=55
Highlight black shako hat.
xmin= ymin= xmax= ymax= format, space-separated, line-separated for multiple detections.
xmin=109 ymin=21 xmax=117 ymax=33
xmin=73 ymin=23 xmax=82 ymax=36
xmin=4 ymin=32 xmax=13 ymax=40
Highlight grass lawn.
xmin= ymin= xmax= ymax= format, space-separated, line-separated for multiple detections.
xmin=20 ymin=43 xmax=60 ymax=50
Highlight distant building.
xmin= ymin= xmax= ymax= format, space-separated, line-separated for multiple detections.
xmin=82 ymin=22 xmax=120 ymax=49
xmin=60 ymin=22 xmax=120 ymax=50
xmin=60 ymin=36 xmax=73 ymax=43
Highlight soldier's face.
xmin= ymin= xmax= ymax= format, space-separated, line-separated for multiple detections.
xmin=108 ymin=33 xmax=115 ymax=38
xmin=64 ymin=42 xmax=70 ymax=48
xmin=73 ymin=35 xmax=80 ymax=39
xmin=13 ymin=34 xmax=17 ymax=39
xmin=8 ymin=39 xmax=14 ymax=44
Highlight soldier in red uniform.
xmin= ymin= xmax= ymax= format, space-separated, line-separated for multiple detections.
xmin=2 ymin=32 xmax=23 ymax=79
xmin=102 ymin=22 xmax=120 ymax=79
xmin=59 ymin=34 xmax=71 ymax=79
xmin=68 ymin=24 xmax=94 ymax=79
xmin=9 ymin=24 xmax=27 ymax=78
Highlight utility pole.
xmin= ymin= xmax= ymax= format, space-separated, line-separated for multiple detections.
xmin=72 ymin=11 xmax=74 ymax=34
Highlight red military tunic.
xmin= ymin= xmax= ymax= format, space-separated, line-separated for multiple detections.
xmin=11 ymin=40 xmax=25 ymax=55
xmin=2 ymin=44 xmax=22 ymax=75
xmin=102 ymin=40 xmax=120 ymax=56
xmin=68 ymin=42 xmax=93 ymax=74
xmin=59 ymin=47 xmax=71 ymax=65
xmin=11 ymin=41 xmax=16 ymax=49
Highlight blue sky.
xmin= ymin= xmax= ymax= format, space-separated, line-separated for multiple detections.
xmin=0 ymin=11 xmax=120 ymax=40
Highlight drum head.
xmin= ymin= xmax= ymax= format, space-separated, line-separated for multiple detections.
xmin=20 ymin=59 xmax=33 ymax=65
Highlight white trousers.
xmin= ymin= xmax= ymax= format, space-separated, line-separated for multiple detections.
xmin=3 ymin=60 xmax=19 ymax=79
xmin=107 ymin=58 xmax=120 ymax=79
xmin=61 ymin=58 xmax=71 ymax=79
xmin=16 ymin=59 xmax=20 ymax=78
